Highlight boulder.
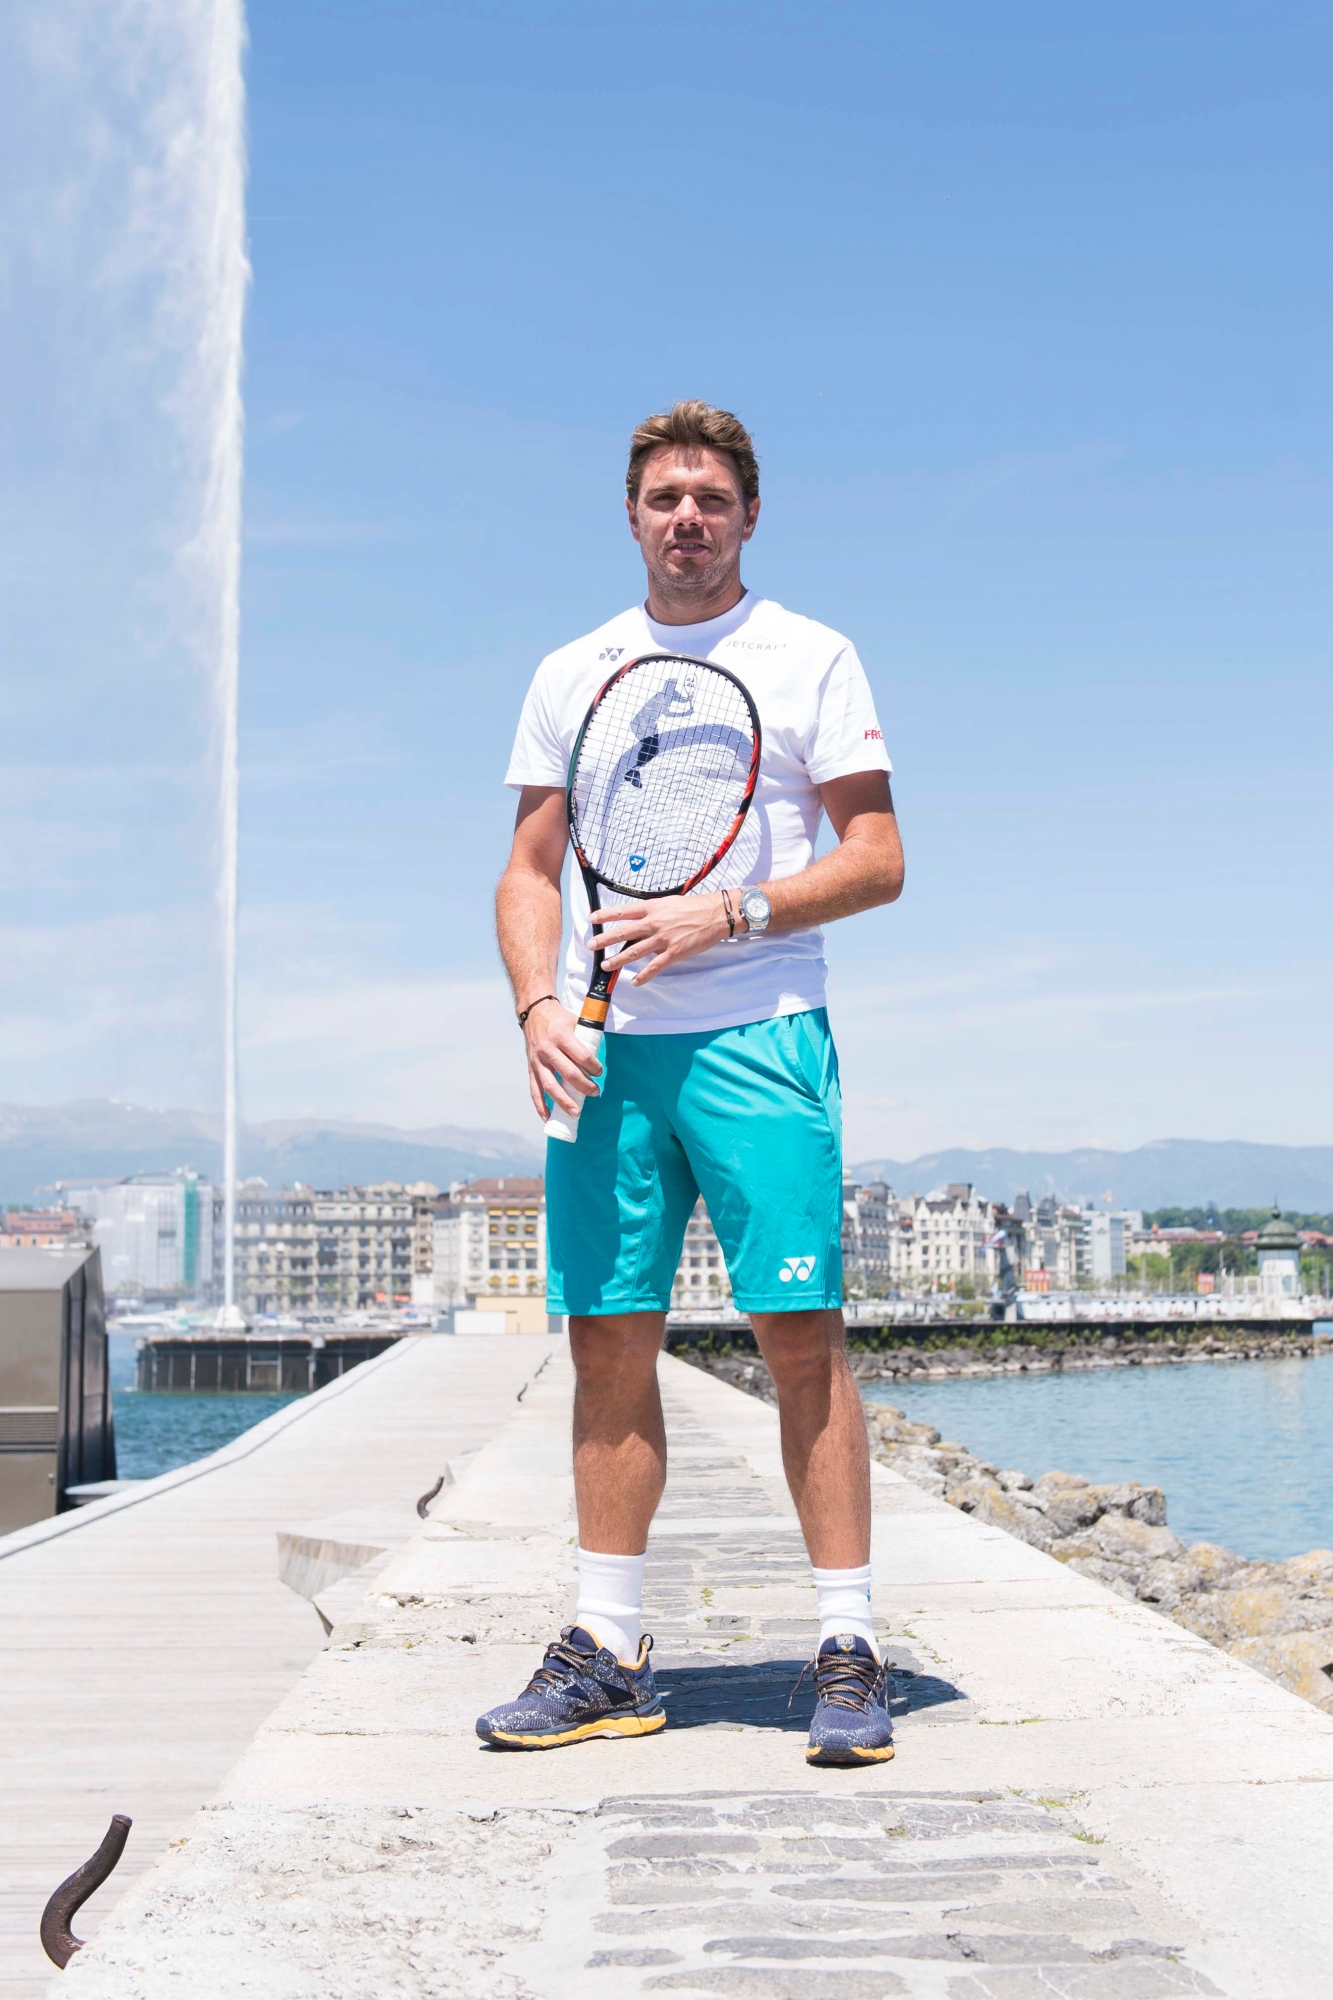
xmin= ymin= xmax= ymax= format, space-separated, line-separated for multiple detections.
xmin=1184 ymin=1541 xmax=1245 ymax=1588
xmin=1227 ymin=1629 xmax=1333 ymax=1714
xmin=1174 ymin=1584 xmax=1333 ymax=1648
xmin=1137 ymin=1557 xmax=1205 ymax=1609
xmin=942 ymin=1475 xmax=1056 ymax=1551
xmin=1051 ymin=1514 xmax=1185 ymax=1586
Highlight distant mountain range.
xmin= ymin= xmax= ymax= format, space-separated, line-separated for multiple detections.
xmin=0 ymin=1100 xmax=541 ymax=1205
xmin=2 ymin=1104 xmax=1330 ymax=1213
xmin=848 ymin=1139 xmax=1333 ymax=1212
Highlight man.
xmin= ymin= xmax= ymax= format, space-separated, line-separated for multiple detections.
xmin=482 ymin=401 xmax=904 ymax=1765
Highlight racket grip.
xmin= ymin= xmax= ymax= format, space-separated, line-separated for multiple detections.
xmin=545 ymin=1022 xmax=605 ymax=1144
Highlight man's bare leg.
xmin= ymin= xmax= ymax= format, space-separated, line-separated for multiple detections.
xmin=568 ymin=1312 xmax=667 ymax=1552
xmin=750 ymin=1308 xmax=870 ymax=1568
xmin=473 ymin=1312 xmax=667 ymax=1746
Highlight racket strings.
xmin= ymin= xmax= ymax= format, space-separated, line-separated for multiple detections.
xmin=571 ymin=659 xmax=758 ymax=896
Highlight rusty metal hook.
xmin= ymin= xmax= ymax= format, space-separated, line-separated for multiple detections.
xmin=41 ymin=1813 xmax=132 ymax=1968
xmin=416 ymin=1475 xmax=444 ymax=1519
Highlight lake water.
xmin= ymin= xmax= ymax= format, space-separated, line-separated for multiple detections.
xmin=107 ymin=1336 xmax=1333 ymax=1563
xmin=864 ymin=1350 xmax=1333 ymax=1561
xmin=108 ymin=1335 xmax=299 ymax=1480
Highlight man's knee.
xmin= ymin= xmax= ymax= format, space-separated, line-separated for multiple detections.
xmin=752 ymin=1310 xmax=847 ymax=1396
xmin=568 ymin=1313 xmax=664 ymax=1383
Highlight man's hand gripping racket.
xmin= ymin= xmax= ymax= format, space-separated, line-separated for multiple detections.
xmin=545 ymin=651 xmax=761 ymax=1142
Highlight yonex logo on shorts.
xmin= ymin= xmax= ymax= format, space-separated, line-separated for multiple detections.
xmin=779 ymin=1254 xmax=816 ymax=1283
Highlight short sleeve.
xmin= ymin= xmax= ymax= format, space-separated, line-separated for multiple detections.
xmin=804 ymin=644 xmax=892 ymax=785
xmin=504 ymin=663 xmax=567 ymax=790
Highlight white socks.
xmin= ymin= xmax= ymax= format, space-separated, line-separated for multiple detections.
xmin=574 ymin=1550 xmax=875 ymax=1665
xmin=813 ymin=1563 xmax=877 ymax=1656
xmin=575 ymin=1547 xmax=646 ymax=1664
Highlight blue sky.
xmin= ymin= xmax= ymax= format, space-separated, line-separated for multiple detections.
xmin=2 ymin=0 xmax=1330 ymax=1158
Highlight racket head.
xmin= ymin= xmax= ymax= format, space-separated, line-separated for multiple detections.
xmin=566 ymin=653 xmax=761 ymax=900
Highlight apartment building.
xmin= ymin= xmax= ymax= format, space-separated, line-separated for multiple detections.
xmin=232 ymin=1182 xmax=415 ymax=1315
xmin=841 ymin=1177 xmax=899 ymax=1293
xmin=894 ymin=1184 xmax=998 ymax=1288
xmin=670 ymin=1198 xmax=733 ymax=1310
xmin=432 ymin=1178 xmax=545 ymax=1307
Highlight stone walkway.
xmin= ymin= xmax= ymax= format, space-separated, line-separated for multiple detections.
xmin=58 ymin=1350 xmax=1333 ymax=1999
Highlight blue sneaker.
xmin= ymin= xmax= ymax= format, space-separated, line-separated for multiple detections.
xmin=475 ymin=1625 xmax=666 ymax=1750
xmin=804 ymin=1634 xmax=895 ymax=1766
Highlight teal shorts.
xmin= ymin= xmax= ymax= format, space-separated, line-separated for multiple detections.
xmin=545 ymin=1009 xmax=843 ymax=1317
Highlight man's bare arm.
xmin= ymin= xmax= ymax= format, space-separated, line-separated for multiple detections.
xmin=495 ymin=786 xmax=603 ymax=1120
xmin=757 ymin=770 xmax=903 ymax=931
xmin=590 ymin=771 xmax=903 ymax=984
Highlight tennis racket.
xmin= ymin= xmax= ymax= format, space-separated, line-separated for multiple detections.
xmin=545 ymin=651 xmax=762 ymax=1143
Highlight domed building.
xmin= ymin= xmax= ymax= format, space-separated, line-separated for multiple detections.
xmin=1255 ymin=1207 xmax=1302 ymax=1299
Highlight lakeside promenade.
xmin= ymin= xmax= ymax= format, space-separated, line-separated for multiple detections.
xmin=0 ymin=1334 xmax=550 ymax=1998
xmin=29 ymin=1338 xmax=1333 ymax=1999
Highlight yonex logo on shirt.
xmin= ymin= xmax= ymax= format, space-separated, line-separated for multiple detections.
xmin=779 ymin=1254 xmax=817 ymax=1283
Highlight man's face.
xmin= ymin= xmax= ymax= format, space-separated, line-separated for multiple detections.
xmin=627 ymin=446 xmax=760 ymax=600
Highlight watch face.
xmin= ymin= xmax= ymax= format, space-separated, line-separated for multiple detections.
xmin=741 ymin=889 xmax=771 ymax=929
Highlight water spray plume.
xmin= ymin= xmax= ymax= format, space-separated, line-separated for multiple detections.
xmin=190 ymin=1 xmax=250 ymax=1326
xmin=3 ymin=0 xmax=250 ymax=1319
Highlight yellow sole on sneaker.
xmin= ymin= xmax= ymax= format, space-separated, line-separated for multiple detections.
xmin=806 ymin=1742 xmax=896 ymax=1765
xmin=486 ymin=1711 xmax=667 ymax=1750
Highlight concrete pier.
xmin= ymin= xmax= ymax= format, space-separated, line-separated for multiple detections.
xmin=0 ymin=1333 xmax=553 ymax=1997
xmin=49 ymin=1348 xmax=1333 ymax=1999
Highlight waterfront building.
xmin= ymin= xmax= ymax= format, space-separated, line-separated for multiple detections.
xmin=0 ymin=1209 xmax=91 ymax=1251
xmin=671 ymin=1199 xmax=733 ymax=1309
xmin=1012 ymin=1192 xmax=1084 ymax=1288
xmin=57 ymin=1172 xmax=215 ymax=1300
xmin=407 ymin=1182 xmax=440 ymax=1305
xmin=233 ymin=1182 xmax=416 ymax=1315
xmin=1082 ymin=1209 xmax=1130 ymax=1282
xmin=841 ymin=1178 xmax=899 ymax=1293
xmin=1255 ymin=1209 xmax=1302 ymax=1299
xmin=896 ymin=1184 xmax=999 ymax=1289
xmin=432 ymin=1178 xmax=546 ymax=1307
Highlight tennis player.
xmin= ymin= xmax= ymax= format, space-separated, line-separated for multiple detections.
xmin=480 ymin=401 xmax=904 ymax=1765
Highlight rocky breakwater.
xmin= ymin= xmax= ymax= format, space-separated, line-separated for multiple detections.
xmin=845 ymin=1326 xmax=1320 ymax=1382
xmin=868 ymin=1401 xmax=1333 ymax=1716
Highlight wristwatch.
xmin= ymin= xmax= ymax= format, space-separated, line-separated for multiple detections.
xmin=739 ymin=887 xmax=772 ymax=935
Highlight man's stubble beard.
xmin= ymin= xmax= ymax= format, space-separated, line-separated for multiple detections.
xmin=643 ymin=539 xmax=741 ymax=609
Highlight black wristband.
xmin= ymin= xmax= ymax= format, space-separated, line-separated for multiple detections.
xmin=517 ymin=994 xmax=557 ymax=1029
xmin=721 ymin=888 xmax=736 ymax=938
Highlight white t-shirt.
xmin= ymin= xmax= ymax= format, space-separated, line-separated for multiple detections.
xmin=504 ymin=592 xmax=892 ymax=1035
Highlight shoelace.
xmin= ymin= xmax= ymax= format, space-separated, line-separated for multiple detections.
xmin=523 ymin=1631 xmax=654 ymax=1696
xmin=789 ymin=1648 xmax=888 ymax=1714
xmin=526 ymin=1636 xmax=600 ymax=1695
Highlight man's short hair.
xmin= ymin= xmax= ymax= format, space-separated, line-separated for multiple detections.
xmin=626 ymin=400 xmax=759 ymax=506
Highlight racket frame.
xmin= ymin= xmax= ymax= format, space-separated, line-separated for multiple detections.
xmin=545 ymin=652 xmax=761 ymax=1142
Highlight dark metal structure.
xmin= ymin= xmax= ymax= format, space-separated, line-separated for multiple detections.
xmin=0 ymin=1247 xmax=115 ymax=1533
xmin=40 ymin=1814 xmax=132 ymax=1968
xmin=135 ymin=1329 xmax=400 ymax=1393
